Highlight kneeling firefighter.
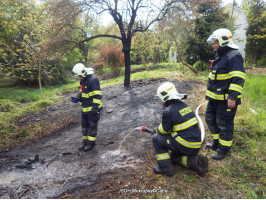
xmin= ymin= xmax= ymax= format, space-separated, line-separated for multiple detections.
xmin=145 ymin=82 xmax=208 ymax=177
xmin=71 ymin=63 xmax=103 ymax=151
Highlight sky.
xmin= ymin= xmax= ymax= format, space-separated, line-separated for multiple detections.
xmin=221 ymin=0 xmax=243 ymax=6
xmin=100 ymin=0 xmax=244 ymax=26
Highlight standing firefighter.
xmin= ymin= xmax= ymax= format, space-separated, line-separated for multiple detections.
xmin=71 ymin=63 xmax=103 ymax=151
xmin=146 ymin=82 xmax=208 ymax=177
xmin=205 ymin=28 xmax=245 ymax=160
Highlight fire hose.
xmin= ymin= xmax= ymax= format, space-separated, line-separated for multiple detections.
xmin=141 ymin=101 xmax=208 ymax=142
xmin=195 ymin=101 xmax=208 ymax=142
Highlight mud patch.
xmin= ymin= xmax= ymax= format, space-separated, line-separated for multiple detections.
xmin=0 ymin=78 xmax=206 ymax=198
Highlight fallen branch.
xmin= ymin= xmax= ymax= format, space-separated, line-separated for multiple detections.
xmin=18 ymin=185 xmax=31 ymax=199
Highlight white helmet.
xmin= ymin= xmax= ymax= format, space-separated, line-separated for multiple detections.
xmin=156 ymin=82 xmax=187 ymax=102
xmin=207 ymin=28 xmax=239 ymax=49
xmin=72 ymin=63 xmax=94 ymax=77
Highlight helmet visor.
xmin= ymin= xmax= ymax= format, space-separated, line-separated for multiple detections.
xmin=206 ymin=33 xmax=217 ymax=44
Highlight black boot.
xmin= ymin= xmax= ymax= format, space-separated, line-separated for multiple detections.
xmin=189 ymin=155 xmax=208 ymax=177
xmin=206 ymin=141 xmax=218 ymax=151
xmin=153 ymin=165 xmax=174 ymax=177
xmin=79 ymin=140 xmax=87 ymax=151
xmin=84 ymin=143 xmax=95 ymax=152
xmin=175 ymin=155 xmax=208 ymax=177
xmin=211 ymin=149 xmax=227 ymax=160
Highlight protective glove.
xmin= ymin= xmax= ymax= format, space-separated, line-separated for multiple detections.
xmin=91 ymin=107 xmax=98 ymax=116
xmin=150 ymin=129 xmax=157 ymax=135
xmin=71 ymin=97 xmax=79 ymax=103
xmin=142 ymin=126 xmax=157 ymax=135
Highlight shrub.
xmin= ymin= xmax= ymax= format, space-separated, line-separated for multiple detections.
xmin=98 ymin=45 xmax=124 ymax=77
xmin=0 ymin=99 xmax=18 ymax=112
xmin=193 ymin=60 xmax=210 ymax=71
xmin=256 ymin=57 xmax=266 ymax=68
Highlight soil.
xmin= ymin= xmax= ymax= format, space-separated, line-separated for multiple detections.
xmin=0 ymin=77 xmax=210 ymax=199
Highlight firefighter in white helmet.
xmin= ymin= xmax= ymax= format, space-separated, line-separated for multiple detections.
xmin=149 ymin=82 xmax=208 ymax=177
xmin=71 ymin=63 xmax=103 ymax=151
xmin=205 ymin=28 xmax=245 ymax=160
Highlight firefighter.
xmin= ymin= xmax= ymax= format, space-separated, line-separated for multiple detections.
xmin=205 ymin=28 xmax=245 ymax=160
xmin=71 ymin=63 xmax=103 ymax=151
xmin=150 ymin=82 xmax=208 ymax=177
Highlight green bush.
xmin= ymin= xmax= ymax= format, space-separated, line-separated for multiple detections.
xmin=0 ymin=99 xmax=19 ymax=112
xmin=34 ymin=99 xmax=53 ymax=108
xmin=193 ymin=60 xmax=209 ymax=71
xmin=256 ymin=57 xmax=266 ymax=68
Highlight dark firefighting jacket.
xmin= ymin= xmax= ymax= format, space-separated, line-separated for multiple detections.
xmin=155 ymin=100 xmax=202 ymax=149
xmin=78 ymin=74 xmax=102 ymax=113
xmin=206 ymin=46 xmax=245 ymax=103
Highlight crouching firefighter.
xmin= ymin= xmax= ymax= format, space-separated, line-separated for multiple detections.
xmin=71 ymin=63 xmax=103 ymax=151
xmin=148 ymin=82 xmax=208 ymax=177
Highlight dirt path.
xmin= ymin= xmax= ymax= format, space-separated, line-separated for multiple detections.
xmin=0 ymin=78 xmax=207 ymax=198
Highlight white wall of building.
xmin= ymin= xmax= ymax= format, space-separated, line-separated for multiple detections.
xmin=231 ymin=5 xmax=248 ymax=58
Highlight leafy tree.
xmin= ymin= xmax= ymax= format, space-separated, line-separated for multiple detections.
xmin=0 ymin=0 xmax=51 ymax=98
xmin=185 ymin=0 xmax=230 ymax=65
xmin=45 ymin=0 xmax=100 ymax=65
xmin=158 ymin=2 xmax=200 ymax=74
xmin=75 ymin=0 xmax=202 ymax=87
xmin=242 ymin=0 xmax=266 ymax=64
xmin=131 ymin=30 xmax=159 ymax=65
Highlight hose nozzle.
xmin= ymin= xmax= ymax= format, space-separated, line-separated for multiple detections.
xmin=142 ymin=126 xmax=152 ymax=133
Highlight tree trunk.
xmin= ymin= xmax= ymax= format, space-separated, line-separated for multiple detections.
xmin=123 ymin=48 xmax=131 ymax=87
xmin=253 ymin=51 xmax=258 ymax=64
xmin=38 ymin=62 xmax=44 ymax=99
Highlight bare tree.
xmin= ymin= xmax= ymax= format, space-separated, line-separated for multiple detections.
xmin=76 ymin=0 xmax=199 ymax=87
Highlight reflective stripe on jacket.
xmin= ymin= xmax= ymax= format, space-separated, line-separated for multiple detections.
xmin=206 ymin=46 xmax=245 ymax=102
xmin=156 ymin=100 xmax=201 ymax=149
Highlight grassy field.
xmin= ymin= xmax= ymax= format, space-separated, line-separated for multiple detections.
xmin=0 ymin=64 xmax=265 ymax=198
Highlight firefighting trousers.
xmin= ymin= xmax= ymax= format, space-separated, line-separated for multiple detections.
xmin=152 ymin=133 xmax=200 ymax=169
xmin=82 ymin=112 xmax=100 ymax=145
xmin=205 ymin=101 xmax=238 ymax=154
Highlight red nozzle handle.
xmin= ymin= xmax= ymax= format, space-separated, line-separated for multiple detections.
xmin=142 ymin=126 xmax=152 ymax=133
xmin=142 ymin=126 xmax=146 ymax=132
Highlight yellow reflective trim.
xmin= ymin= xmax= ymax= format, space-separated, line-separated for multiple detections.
xmin=229 ymin=71 xmax=246 ymax=80
xmin=209 ymin=72 xmax=230 ymax=80
xmin=158 ymin=123 xmax=171 ymax=134
xmin=206 ymin=90 xmax=228 ymax=100
xmin=165 ymin=86 xmax=174 ymax=92
xmin=93 ymin=99 xmax=102 ymax=104
xmin=219 ymin=138 xmax=233 ymax=147
xmin=208 ymin=72 xmax=212 ymax=79
xmin=87 ymin=136 xmax=96 ymax=142
xmin=156 ymin=153 xmax=170 ymax=161
xmin=171 ymin=134 xmax=201 ymax=148
xmin=212 ymin=134 xmax=219 ymax=140
xmin=82 ymin=136 xmax=87 ymax=140
xmin=229 ymin=84 xmax=243 ymax=93
xmin=172 ymin=117 xmax=198 ymax=131
xmin=81 ymin=90 xmax=102 ymax=98
xmin=93 ymin=90 xmax=102 ymax=95
xmin=82 ymin=107 xmax=92 ymax=112
xmin=182 ymin=156 xmax=188 ymax=168
xmin=81 ymin=93 xmax=90 ymax=98
xmin=216 ymin=73 xmax=230 ymax=80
